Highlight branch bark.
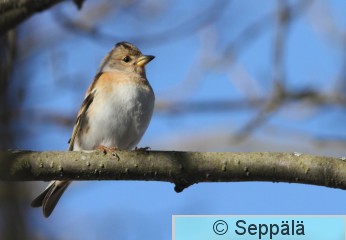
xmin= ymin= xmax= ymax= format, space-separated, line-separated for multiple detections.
xmin=0 ymin=150 xmax=345 ymax=192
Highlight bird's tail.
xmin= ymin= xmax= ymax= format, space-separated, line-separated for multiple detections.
xmin=31 ymin=180 xmax=70 ymax=218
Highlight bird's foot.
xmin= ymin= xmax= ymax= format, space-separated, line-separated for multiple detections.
xmin=96 ymin=145 xmax=118 ymax=154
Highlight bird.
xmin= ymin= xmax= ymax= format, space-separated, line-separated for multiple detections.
xmin=31 ymin=42 xmax=155 ymax=217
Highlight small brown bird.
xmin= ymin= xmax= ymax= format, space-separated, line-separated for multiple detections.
xmin=31 ymin=42 xmax=155 ymax=217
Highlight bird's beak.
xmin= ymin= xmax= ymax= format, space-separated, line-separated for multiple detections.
xmin=136 ymin=55 xmax=155 ymax=67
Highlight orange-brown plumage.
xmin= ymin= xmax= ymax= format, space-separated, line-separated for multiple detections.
xmin=31 ymin=42 xmax=155 ymax=217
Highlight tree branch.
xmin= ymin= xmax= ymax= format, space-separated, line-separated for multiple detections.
xmin=0 ymin=150 xmax=345 ymax=192
xmin=0 ymin=0 xmax=64 ymax=35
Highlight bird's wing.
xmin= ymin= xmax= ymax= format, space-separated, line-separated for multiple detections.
xmin=68 ymin=73 xmax=102 ymax=151
xmin=68 ymin=89 xmax=95 ymax=151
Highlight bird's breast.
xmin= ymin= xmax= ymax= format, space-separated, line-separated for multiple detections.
xmin=82 ymin=81 xmax=155 ymax=150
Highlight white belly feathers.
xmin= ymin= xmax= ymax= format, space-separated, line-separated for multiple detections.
xmin=77 ymin=81 xmax=154 ymax=150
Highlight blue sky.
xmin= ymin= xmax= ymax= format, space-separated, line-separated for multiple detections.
xmin=10 ymin=0 xmax=346 ymax=239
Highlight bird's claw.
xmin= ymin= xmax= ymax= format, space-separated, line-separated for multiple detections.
xmin=96 ymin=145 xmax=118 ymax=154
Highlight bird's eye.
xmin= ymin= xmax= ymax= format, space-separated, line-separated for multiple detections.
xmin=122 ymin=56 xmax=130 ymax=63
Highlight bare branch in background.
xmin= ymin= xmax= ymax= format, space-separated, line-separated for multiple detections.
xmin=52 ymin=0 xmax=230 ymax=47
xmin=226 ymin=1 xmax=315 ymax=141
xmin=22 ymin=89 xmax=346 ymax=128
xmin=222 ymin=0 xmax=313 ymax=63
xmin=0 ymin=0 xmax=65 ymax=35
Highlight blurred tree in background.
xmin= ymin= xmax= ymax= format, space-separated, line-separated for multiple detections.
xmin=0 ymin=0 xmax=345 ymax=239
